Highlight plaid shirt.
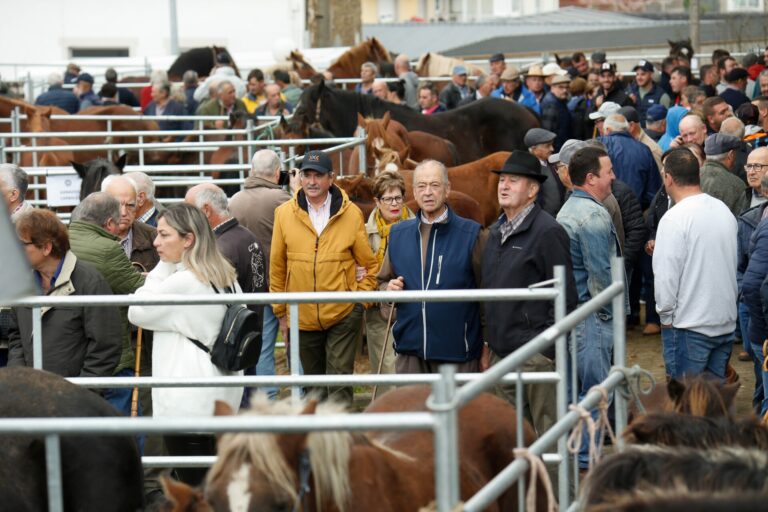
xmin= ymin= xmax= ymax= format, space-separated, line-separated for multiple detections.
xmin=499 ymin=203 xmax=535 ymax=245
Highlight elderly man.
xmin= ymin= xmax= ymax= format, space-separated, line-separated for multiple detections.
xmin=74 ymin=73 xmax=101 ymax=111
xmin=125 ymin=172 xmax=161 ymax=227
xmin=230 ymin=150 xmax=292 ymax=399
xmin=271 ymin=150 xmax=377 ymax=405
xmin=645 ymin=105 xmax=668 ymax=142
xmin=379 ymin=160 xmax=483 ymax=373
xmin=480 ymin=150 xmax=577 ymax=437
xmin=588 ymin=101 xmax=621 ymax=137
xmin=655 ymin=148 xmax=737 ymax=381
xmin=356 ymin=62 xmax=377 ymax=95
xmin=182 ymin=70 xmax=199 ymax=115
xmin=619 ymin=106 xmax=663 ymax=174
xmin=541 ymin=74 xmax=573 ymax=151
xmin=523 ymin=65 xmax=547 ymax=114
xmin=0 ymin=164 xmax=32 ymax=223
xmin=419 ymin=84 xmax=445 ymax=115
xmin=371 ymin=79 xmax=389 ymax=101
xmin=196 ymin=81 xmax=248 ymax=129
xmin=439 ymin=65 xmax=473 ymax=110
xmin=255 ymin=83 xmax=292 ymax=117
xmin=489 ymin=53 xmax=506 ymax=75
xmin=144 ymin=82 xmax=188 ymax=139
xmin=458 ymin=75 xmax=493 ymax=106
xmin=192 ymin=52 xmax=246 ymax=104
xmin=700 ymin=134 xmax=750 ymax=217
xmin=394 ymin=54 xmax=419 ymax=110
xmin=672 ymin=114 xmax=708 ymax=149
xmin=524 ymin=128 xmax=564 ymax=216
xmin=35 ymin=72 xmax=79 ymax=114
xmin=720 ymin=117 xmax=751 ymax=183
xmin=599 ymin=114 xmax=661 ymax=209
xmin=491 ymin=67 xmax=537 ymax=110
xmin=628 ymin=60 xmax=671 ymax=126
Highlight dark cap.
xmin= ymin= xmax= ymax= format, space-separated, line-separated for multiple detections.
xmin=523 ymin=128 xmax=556 ymax=148
xmin=493 ymin=150 xmax=547 ymax=182
xmin=632 ymin=60 xmax=654 ymax=73
xmin=704 ymin=133 xmax=742 ymax=155
xmin=489 ymin=53 xmax=505 ymax=63
xmin=591 ymin=51 xmax=607 ymax=64
xmin=599 ymin=62 xmax=615 ymax=74
xmin=646 ymin=104 xmax=668 ymax=123
xmin=725 ymin=67 xmax=749 ymax=82
xmin=76 ymin=73 xmax=94 ymax=84
xmin=618 ymin=106 xmax=639 ymax=124
xmin=300 ymin=150 xmax=333 ymax=173
xmin=736 ymin=103 xmax=759 ymax=126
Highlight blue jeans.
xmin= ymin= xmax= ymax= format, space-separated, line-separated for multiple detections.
xmin=104 ymin=368 xmax=144 ymax=454
xmin=662 ymin=327 xmax=733 ymax=380
xmin=739 ymin=301 xmax=765 ymax=412
xmin=574 ymin=312 xmax=613 ymax=469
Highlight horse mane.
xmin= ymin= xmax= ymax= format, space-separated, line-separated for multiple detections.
xmin=624 ymin=412 xmax=768 ymax=449
xmin=668 ymin=377 xmax=734 ymax=419
xmin=587 ymin=488 xmax=768 ymax=512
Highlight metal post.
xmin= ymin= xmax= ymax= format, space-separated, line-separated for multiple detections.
xmin=357 ymin=128 xmax=366 ymax=176
xmin=516 ymin=370 xmax=525 ymax=512
xmin=198 ymin=120 xmax=205 ymax=171
xmin=570 ymin=328 xmax=578 ymax=488
xmin=138 ymin=136 xmax=145 ymax=166
xmin=26 ymin=71 xmax=33 ymax=102
xmin=288 ymin=146 xmax=296 ymax=172
xmin=245 ymin=119 xmax=255 ymax=161
xmin=690 ymin=0 xmax=700 ymax=55
xmin=169 ymin=0 xmax=179 ymax=56
xmin=106 ymin=120 xmax=113 ymax=160
xmin=431 ymin=364 xmax=459 ymax=511
xmin=45 ymin=434 xmax=64 ymax=512
xmin=11 ymin=107 xmax=20 ymax=165
xmin=289 ymin=303 xmax=301 ymax=404
xmin=237 ymin=142 xmax=245 ymax=191
xmin=32 ymin=307 xmax=43 ymax=370
xmin=31 ymin=137 xmax=40 ymax=202
xmin=611 ymin=258 xmax=627 ymax=449
xmin=553 ymin=265 xmax=569 ymax=508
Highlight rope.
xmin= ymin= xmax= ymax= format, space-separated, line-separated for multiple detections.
xmin=591 ymin=385 xmax=618 ymax=458
xmin=613 ymin=364 xmax=656 ymax=416
xmin=566 ymin=403 xmax=597 ymax=470
xmin=512 ymin=448 xmax=558 ymax=512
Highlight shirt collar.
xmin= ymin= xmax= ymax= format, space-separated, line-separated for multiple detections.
xmin=34 ymin=256 xmax=66 ymax=291
xmin=498 ymin=202 xmax=535 ymax=244
xmin=420 ymin=205 xmax=449 ymax=225
xmin=138 ymin=206 xmax=156 ymax=223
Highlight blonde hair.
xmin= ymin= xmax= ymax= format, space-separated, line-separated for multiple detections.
xmin=158 ymin=203 xmax=236 ymax=289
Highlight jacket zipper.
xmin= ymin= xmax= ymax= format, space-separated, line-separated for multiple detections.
xmin=464 ymin=323 xmax=469 ymax=353
xmin=422 ymin=227 xmax=439 ymax=358
xmin=436 ymin=255 xmax=443 ymax=285
xmin=313 ymin=236 xmax=324 ymax=330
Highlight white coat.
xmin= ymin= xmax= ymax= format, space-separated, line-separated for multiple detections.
xmin=128 ymin=261 xmax=243 ymax=417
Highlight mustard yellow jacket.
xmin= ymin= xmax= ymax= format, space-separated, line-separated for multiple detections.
xmin=270 ymin=186 xmax=377 ymax=330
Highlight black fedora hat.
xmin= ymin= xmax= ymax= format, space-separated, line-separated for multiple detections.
xmin=493 ymin=150 xmax=548 ymax=182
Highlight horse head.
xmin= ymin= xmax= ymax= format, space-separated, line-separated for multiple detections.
xmin=72 ymin=154 xmax=127 ymax=200
xmin=666 ymin=377 xmax=738 ymax=419
xmin=668 ymin=38 xmax=694 ymax=63
xmin=369 ymin=37 xmax=393 ymax=64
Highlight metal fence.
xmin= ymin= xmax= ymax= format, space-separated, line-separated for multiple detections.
xmin=0 ymin=259 xmax=632 ymax=512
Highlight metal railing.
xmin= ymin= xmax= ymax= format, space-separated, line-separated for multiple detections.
xmin=0 ymin=258 xmax=630 ymax=511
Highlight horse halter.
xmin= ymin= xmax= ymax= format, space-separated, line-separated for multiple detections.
xmin=292 ymin=449 xmax=312 ymax=512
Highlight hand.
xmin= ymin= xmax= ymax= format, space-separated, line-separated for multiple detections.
xmin=480 ymin=345 xmax=491 ymax=372
xmin=386 ymin=276 xmax=405 ymax=292
xmin=644 ymin=240 xmax=655 ymax=256
xmin=355 ymin=265 xmax=366 ymax=282
xmin=278 ymin=316 xmax=289 ymax=346
xmin=595 ymin=95 xmax=604 ymax=107
xmin=214 ymin=119 xmax=226 ymax=129
xmin=669 ymin=135 xmax=684 ymax=148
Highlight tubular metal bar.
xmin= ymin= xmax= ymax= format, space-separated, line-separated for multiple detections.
xmin=0 ymin=413 xmax=436 ymax=436
xmin=553 ymin=266 xmax=570 ymax=509
xmin=289 ymin=303 xmax=301 ymax=404
xmin=463 ymin=368 xmax=631 ymax=512
xmin=431 ymin=365 xmax=459 ymax=512
xmin=357 ymin=126 xmax=366 ymax=176
xmin=3 ymin=129 xmax=256 ymax=138
xmin=612 ymin=259 xmax=627 ymax=449
xmin=45 ymin=435 xmax=64 ymax=512
xmin=32 ymin=307 xmax=42 ymax=370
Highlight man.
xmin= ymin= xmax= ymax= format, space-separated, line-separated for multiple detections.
xmin=193 ymin=53 xmax=247 ymax=104
xmin=523 ymin=65 xmax=547 ymax=114
xmin=274 ymin=69 xmax=302 ymax=106
xmin=458 ymin=74 xmax=493 ymax=106
xmin=681 ymin=85 xmax=706 ymax=111
xmin=489 ymin=53 xmax=506 ymax=76
xmin=418 ymin=84 xmax=445 ymax=115
xmin=654 ymin=148 xmax=737 ymax=380
xmin=480 ymin=150 xmax=577 ymax=438
xmin=758 ymin=70 xmax=768 ymax=98
xmin=0 ymin=164 xmax=32 ymax=223
xmin=356 ymin=62 xmax=377 ymax=95
xmin=590 ymin=51 xmax=607 ymax=73
xmin=125 ymin=172 xmax=160 ymax=227
xmin=491 ymin=67 xmax=537 ymax=111
xmin=371 ymin=79 xmax=389 ymax=101
xmin=104 ymin=68 xmax=139 ymax=107
xmin=720 ymin=117 xmax=751 ymax=183
xmin=628 ymin=60 xmax=671 ymax=126
xmin=556 ymin=145 xmax=620 ymax=469
xmin=700 ymin=133 xmax=750 ymax=217
xmin=673 ymin=114 xmax=708 ymax=148
xmin=255 ymin=83 xmax=292 ymax=117
xmin=669 ymin=66 xmax=693 ymax=105
xmin=568 ymin=52 xmax=590 ymax=79
xmin=68 ymin=192 xmax=145 ymax=415
xmin=524 ymin=128 xmax=563 ymax=216
xmin=230 ymin=150 xmax=292 ymax=399
xmin=594 ymin=62 xmax=633 ymax=110
xmin=598 ymin=114 xmax=661 ymax=209
xmin=196 ymin=81 xmax=248 ymax=129
xmin=716 ymin=56 xmax=739 ymax=94
xmin=379 ymin=160 xmax=483 ymax=373
xmin=588 ymin=101 xmax=621 ymax=136
xmin=542 ymin=63 xmax=567 ymax=87
xmin=63 ymin=62 xmax=81 ymax=84
xmin=700 ymin=64 xmax=720 ymax=97
xmin=270 ymin=150 xmax=377 ymax=405
xmin=645 ymin=104 xmax=668 ymax=142
xmin=98 ymin=83 xmax=120 ymax=105
xmin=540 ymin=74 xmax=573 ymax=151
xmin=439 ymin=65 xmax=473 ymax=110
xmin=242 ymin=68 xmax=267 ymax=114
xmin=73 ymin=73 xmax=101 ymax=111
xmin=34 ymin=72 xmax=79 ymax=114
xmin=182 ymin=70 xmax=199 ymax=116
xmin=721 ymin=68 xmax=751 ymax=111
xmin=394 ymin=54 xmax=419 ymax=110
xmin=619 ymin=106 xmax=663 ymax=174
xmin=144 ymin=82 xmax=188 ymax=139
xmin=703 ymin=96 xmax=733 ymax=134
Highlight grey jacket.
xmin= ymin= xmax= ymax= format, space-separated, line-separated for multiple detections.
xmin=700 ymin=160 xmax=749 ymax=217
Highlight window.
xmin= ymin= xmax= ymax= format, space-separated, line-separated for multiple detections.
xmin=727 ymin=0 xmax=763 ymax=11
xmin=69 ymin=48 xmax=129 ymax=58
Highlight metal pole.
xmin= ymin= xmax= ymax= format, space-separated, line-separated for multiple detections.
xmin=32 ymin=307 xmax=43 ymax=370
xmin=169 ymin=0 xmax=179 ymax=56
xmin=107 ymin=120 xmax=113 ymax=161
xmin=690 ymin=0 xmax=700 ymax=55
xmin=289 ymin=303 xmax=301 ymax=404
xmin=138 ymin=136 xmax=145 ymax=166
xmin=611 ymin=258 xmax=627 ymax=449
xmin=198 ymin=120 xmax=205 ymax=170
xmin=516 ymin=369 xmax=525 ymax=512
xmin=237 ymin=141 xmax=245 ymax=191
xmin=431 ymin=364 xmax=459 ymax=511
xmin=11 ymin=107 xmax=20 ymax=165
xmin=553 ymin=265 xmax=569 ymax=508
xmin=26 ymin=71 xmax=33 ymax=103
xmin=357 ymin=129 xmax=366 ymax=176
xmin=245 ymin=119 xmax=255 ymax=161
xmin=45 ymin=434 xmax=64 ymax=512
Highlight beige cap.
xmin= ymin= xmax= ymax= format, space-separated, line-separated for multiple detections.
xmin=542 ymin=63 xmax=568 ymax=77
xmin=500 ymin=66 xmax=521 ymax=81
xmin=550 ymin=74 xmax=571 ymax=86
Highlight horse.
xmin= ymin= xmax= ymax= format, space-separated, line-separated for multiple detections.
xmin=0 ymin=367 xmax=144 ymax=511
xmin=167 ymin=46 xmax=240 ymax=81
xmin=293 ymin=81 xmax=538 ymax=164
xmin=586 ymin=489 xmax=768 ymax=512
xmin=326 ymin=38 xmax=393 ymax=80
xmin=162 ymin=386 xmax=547 ymax=512
xmin=668 ymin=38 xmax=695 ymax=64
xmin=631 ymin=376 xmax=740 ymax=421
xmin=415 ymin=52 xmax=486 ymax=79
xmin=73 ymin=154 xmax=126 ymax=200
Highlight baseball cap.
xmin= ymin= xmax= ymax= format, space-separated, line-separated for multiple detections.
xmin=548 ymin=139 xmax=588 ymax=165
xmin=588 ymin=101 xmax=621 ymax=120
xmin=523 ymin=128 xmax=556 ymax=148
xmin=704 ymin=133 xmax=742 ymax=155
xmin=452 ymin=65 xmax=468 ymax=76
xmin=617 ymin=106 xmax=640 ymax=124
xmin=599 ymin=62 xmax=616 ymax=74
xmin=76 ymin=73 xmax=94 ymax=84
xmin=646 ymin=104 xmax=668 ymax=123
xmin=632 ymin=60 xmax=654 ymax=73
xmin=489 ymin=53 xmax=505 ymax=63
xmin=300 ymin=150 xmax=333 ymax=173
xmin=591 ymin=51 xmax=607 ymax=64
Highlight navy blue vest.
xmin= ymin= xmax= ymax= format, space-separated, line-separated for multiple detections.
xmin=630 ymin=82 xmax=667 ymax=127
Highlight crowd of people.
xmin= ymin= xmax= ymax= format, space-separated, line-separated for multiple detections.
xmin=4 ymin=43 xmax=768 ymax=499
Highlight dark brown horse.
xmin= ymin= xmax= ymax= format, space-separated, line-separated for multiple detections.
xmin=162 ymin=386 xmax=546 ymax=511
xmin=73 ymin=154 xmax=126 ymax=200
xmin=293 ymin=81 xmax=538 ymax=164
xmin=167 ymin=46 xmax=239 ymax=81
xmin=623 ymin=412 xmax=768 ymax=449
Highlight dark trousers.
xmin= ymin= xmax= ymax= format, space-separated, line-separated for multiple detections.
xmin=299 ymin=304 xmax=363 ymax=406
xmin=641 ymin=251 xmax=660 ymax=325
xmin=164 ymin=434 xmax=216 ymax=487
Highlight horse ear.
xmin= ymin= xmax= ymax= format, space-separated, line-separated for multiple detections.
xmin=382 ymin=111 xmax=391 ymax=128
xmin=114 ymin=153 xmax=127 ymax=172
xmin=71 ymin=161 xmax=87 ymax=179
xmin=214 ymin=400 xmax=235 ymax=416
xmin=301 ymin=399 xmax=319 ymax=416
xmin=667 ymin=378 xmax=686 ymax=404
xmin=276 ymin=399 xmax=319 ymax=463
xmin=279 ymin=114 xmax=288 ymax=129
xmin=161 ymin=473 xmax=206 ymax=509
xmin=357 ymin=113 xmax=365 ymax=127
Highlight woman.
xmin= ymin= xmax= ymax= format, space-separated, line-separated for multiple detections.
xmin=387 ymin=79 xmax=406 ymax=104
xmin=8 ymin=210 xmax=122 ymax=377
xmin=127 ymin=203 xmax=242 ymax=485
xmin=364 ymin=171 xmax=413 ymax=389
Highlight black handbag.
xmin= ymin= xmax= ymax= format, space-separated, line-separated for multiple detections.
xmin=189 ymin=284 xmax=263 ymax=371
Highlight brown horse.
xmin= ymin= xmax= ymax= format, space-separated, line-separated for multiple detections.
xmin=327 ymin=38 xmax=393 ymax=80
xmin=162 ymin=386 xmax=545 ymax=512
xmin=0 ymin=98 xmax=75 ymax=167
xmin=631 ymin=376 xmax=740 ymax=421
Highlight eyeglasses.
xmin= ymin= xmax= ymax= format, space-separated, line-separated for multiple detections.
xmin=745 ymin=163 xmax=768 ymax=172
xmin=379 ymin=195 xmax=404 ymax=205
xmin=19 ymin=240 xmax=35 ymax=246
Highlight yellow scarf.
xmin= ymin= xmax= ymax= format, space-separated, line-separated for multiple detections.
xmin=374 ymin=207 xmax=413 ymax=267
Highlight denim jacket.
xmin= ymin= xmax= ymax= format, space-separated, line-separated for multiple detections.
xmin=556 ymin=189 xmax=620 ymax=319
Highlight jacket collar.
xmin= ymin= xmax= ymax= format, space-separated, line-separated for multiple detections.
xmin=244 ymin=175 xmax=283 ymax=190
xmin=70 ymin=220 xmax=119 ymax=241
xmin=131 ymin=221 xmax=155 ymax=251
xmin=213 ymin=217 xmax=239 ymax=235
xmin=495 ymin=203 xmax=540 ymax=237
xmin=41 ymin=251 xmax=78 ymax=314
xmin=739 ymin=201 xmax=768 ymax=227
xmin=571 ymin=188 xmax=604 ymax=205
xmin=296 ymin=184 xmax=345 ymax=217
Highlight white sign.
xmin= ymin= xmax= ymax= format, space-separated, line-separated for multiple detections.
xmin=46 ymin=173 xmax=82 ymax=207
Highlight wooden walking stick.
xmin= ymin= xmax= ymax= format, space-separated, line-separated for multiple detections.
xmin=130 ymin=327 xmax=143 ymax=417
xmin=371 ymin=303 xmax=396 ymax=402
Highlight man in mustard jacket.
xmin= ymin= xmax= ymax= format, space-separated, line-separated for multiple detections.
xmin=270 ymin=150 xmax=377 ymax=404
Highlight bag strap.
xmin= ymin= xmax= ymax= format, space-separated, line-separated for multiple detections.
xmin=210 ymin=283 xmax=235 ymax=294
xmin=188 ymin=337 xmax=211 ymax=354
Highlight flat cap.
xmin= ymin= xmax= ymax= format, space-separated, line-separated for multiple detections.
xmin=524 ymin=128 xmax=556 ymax=148
xmin=588 ymin=101 xmax=621 ymax=120
xmin=548 ymin=139 xmax=588 ymax=166
xmin=704 ymin=133 xmax=742 ymax=155
xmin=591 ymin=51 xmax=607 ymax=64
